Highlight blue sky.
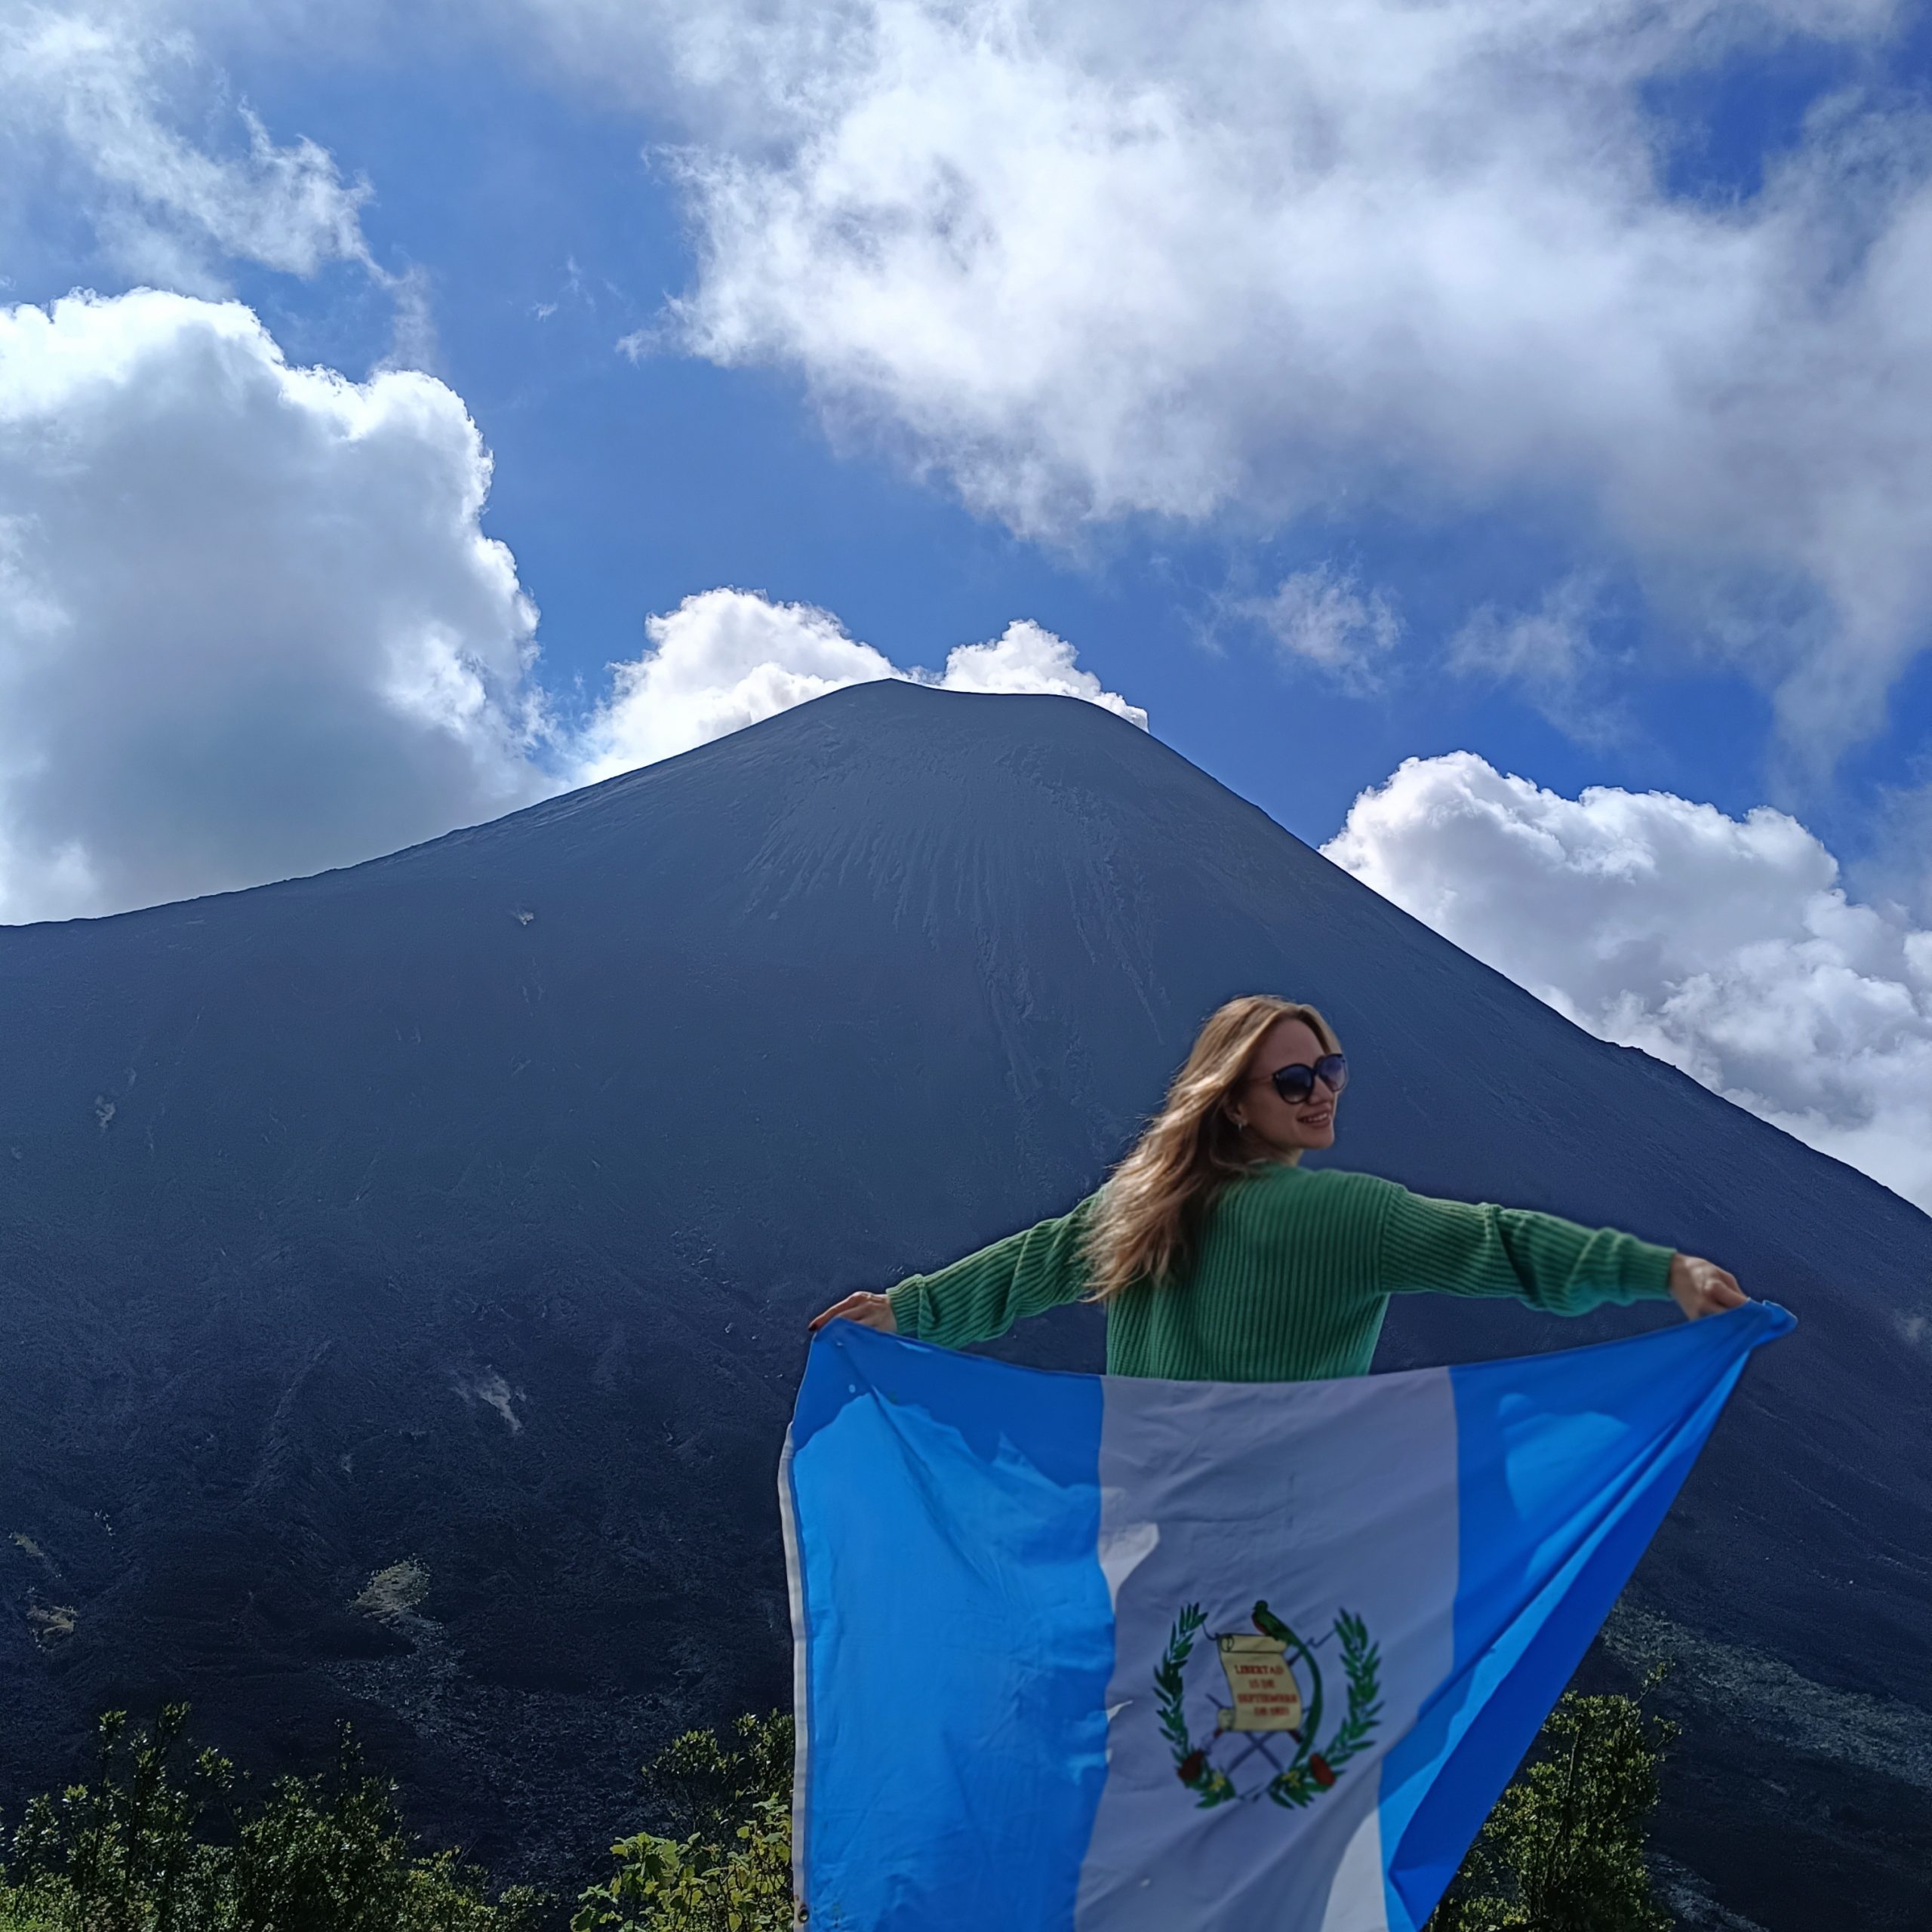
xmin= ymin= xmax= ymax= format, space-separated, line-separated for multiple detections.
xmin=6 ymin=3 xmax=1918 ymax=851
xmin=2 ymin=0 xmax=1930 ymax=1212
xmin=193 ymin=17 xmax=1927 ymax=854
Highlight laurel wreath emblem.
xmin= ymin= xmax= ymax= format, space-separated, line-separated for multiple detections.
xmin=1154 ymin=1601 xmax=1383 ymax=1809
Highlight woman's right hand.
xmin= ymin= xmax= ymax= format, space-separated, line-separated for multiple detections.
xmin=808 ymin=1291 xmax=897 ymax=1336
xmin=1667 ymin=1252 xmax=1747 ymax=1320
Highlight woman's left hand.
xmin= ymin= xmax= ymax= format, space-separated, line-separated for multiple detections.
xmin=1667 ymin=1253 xmax=1747 ymax=1320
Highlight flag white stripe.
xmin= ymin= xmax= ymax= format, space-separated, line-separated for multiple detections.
xmin=1076 ymin=1367 xmax=1460 ymax=1932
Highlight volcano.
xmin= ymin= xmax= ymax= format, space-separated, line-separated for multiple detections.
xmin=1 ymin=683 xmax=1927 ymax=1925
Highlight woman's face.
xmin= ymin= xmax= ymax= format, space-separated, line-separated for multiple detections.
xmin=1232 ymin=1017 xmax=1342 ymax=1159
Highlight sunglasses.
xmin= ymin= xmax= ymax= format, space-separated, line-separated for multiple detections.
xmin=1256 ymin=1053 xmax=1349 ymax=1106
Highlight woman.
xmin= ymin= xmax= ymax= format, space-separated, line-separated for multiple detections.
xmin=809 ymin=995 xmax=1746 ymax=1377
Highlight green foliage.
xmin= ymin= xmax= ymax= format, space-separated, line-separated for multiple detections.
xmin=226 ymin=1734 xmax=537 ymax=1932
xmin=573 ymin=1715 xmax=793 ymax=1932
xmin=0 ymin=1885 xmax=63 ymax=1932
xmin=6 ymin=1704 xmax=229 ymax=1930
xmin=1426 ymin=1675 xmax=1678 ymax=1932
xmin=0 ymin=1706 xmax=546 ymax=1932
xmin=568 ymin=1797 xmax=790 ymax=1932
xmin=636 ymin=1715 xmax=793 ymax=1847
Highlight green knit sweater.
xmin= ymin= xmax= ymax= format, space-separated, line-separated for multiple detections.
xmin=886 ymin=1163 xmax=1676 ymax=1381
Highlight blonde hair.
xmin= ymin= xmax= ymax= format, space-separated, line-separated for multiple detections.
xmin=1084 ymin=995 xmax=1342 ymax=1302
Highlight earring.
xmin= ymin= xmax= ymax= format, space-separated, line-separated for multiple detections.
xmin=1232 ymin=1115 xmax=1247 ymax=1131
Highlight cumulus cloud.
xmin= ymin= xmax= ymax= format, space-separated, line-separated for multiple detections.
xmin=0 ymin=7 xmax=371 ymax=292
xmin=1321 ymin=752 xmax=1932 ymax=1212
xmin=933 ymin=617 xmax=1147 ymax=722
xmin=568 ymin=589 xmax=1144 ymax=785
xmin=0 ymin=292 xmax=1142 ymax=922
xmin=506 ymin=0 xmax=1930 ymax=765
xmin=568 ymin=590 xmax=900 ymax=782
xmin=0 ymin=289 xmax=546 ymax=923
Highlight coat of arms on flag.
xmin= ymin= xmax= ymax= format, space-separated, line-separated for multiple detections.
xmin=781 ymin=1303 xmax=1791 ymax=1932
xmin=1159 ymin=1600 xmax=1382 ymax=1808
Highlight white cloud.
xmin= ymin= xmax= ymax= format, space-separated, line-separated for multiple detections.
xmin=1321 ymin=752 xmax=1932 ymax=1213
xmin=1449 ymin=574 xmax=1622 ymax=741
xmin=505 ymin=0 xmax=1932 ymax=765
xmin=0 ymin=8 xmax=372 ymax=293
xmin=568 ymin=589 xmax=900 ymax=783
xmin=0 ymin=289 xmax=546 ymax=923
xmin=1241 ymin=566 xmax=1401 ymax=692
xmin=0 ymin=294 xmax=1143 ymax=921
xmin=933 ymin=617 xmax=1147 ymax=724
xmin=568 ymin=589 xmax=1143 ymax=785
xmin=1451 ymin=576 xmax=1599 ymax=691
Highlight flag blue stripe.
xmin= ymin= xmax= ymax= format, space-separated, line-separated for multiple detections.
xmin=1376 ymin=1301 xmax=1794 ymax=1930
xmin=789 ymin=1324 xmax=1115 ymax=1930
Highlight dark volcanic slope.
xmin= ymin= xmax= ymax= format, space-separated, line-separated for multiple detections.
xmin=1 ymin=685 xmax=1927 ymax=1921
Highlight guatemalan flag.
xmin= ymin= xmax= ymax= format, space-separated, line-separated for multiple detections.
xmin=780 ymin=1300 xmax=1792 ymax=1932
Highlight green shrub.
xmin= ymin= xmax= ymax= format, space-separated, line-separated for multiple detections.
xmin=0 ymin=1883 xmax=63 ymax=1932
xmin=569 ymin=1796 xmax=791 ymax=1932
xmin=1 ymin=1705 xmax=546 ymax=1932
xmin=573 ymin=1715 xmax=792 ymax=1932
xmin=1426 ymin=1674 xmax=1678 ymax=1932
xmin=636 ymin=1716 xmax=792 ymax=1849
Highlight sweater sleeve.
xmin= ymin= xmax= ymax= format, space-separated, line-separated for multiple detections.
xmin=886 ymin=1195 xmax=1098 ymax=1348
xmin=1374 ymin=1182 xmax=1675 ymax=1315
